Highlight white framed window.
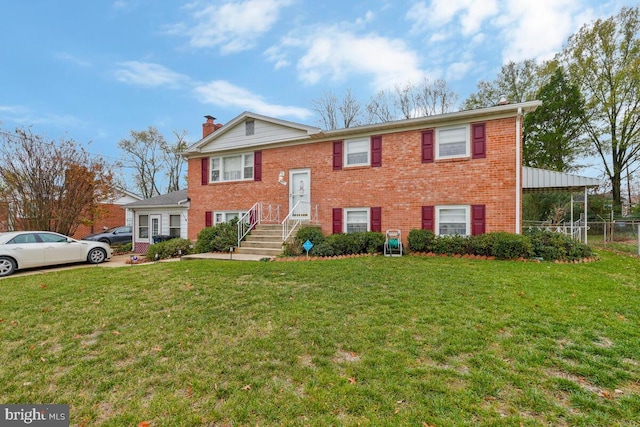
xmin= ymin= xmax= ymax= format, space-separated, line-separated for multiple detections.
xmin=436 ymin=125 xmax=469 ymax=159
xmin=436 ymin=205 xmax=470 ymax=236
xmin=210 ymin=153 xmax=254 ymax=182
xmin=345 ymin=137 xmax=370 ymax=166
xmin=138 ymin=215 xmax=149 ymax=239
xmin=214 ymin=211 xmax=245 ymax=225
xmin=169 ymin=215 xmax=181 ymax=237
xmin=345 ymin=208 xmax=369 ymax=233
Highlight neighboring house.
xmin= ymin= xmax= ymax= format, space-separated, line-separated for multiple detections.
xmin=124 ymin=189 xmax=189 ymax=254
xmin=183 ymin=103 xmax=600 ymax=248
xmin=0 ymin=188 xmax=142 ymax=236
xmin=73 ymin=188 xmax=143 ymax=239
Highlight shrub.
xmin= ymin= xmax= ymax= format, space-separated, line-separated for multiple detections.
xmin=524 ymin=229 xmax=592 ymax=261
xmin=431 ymin=234 xmax=469 ymax=255
xmin=407 ymin=229 xmax=436 ymax=253
xmin=486 ymin=232 xmax=533 ymax=260
xmin=365 ymin=232 xmax=385 ymax=254
xmin=195 ymin=219 xmax=239 ymax=253
xmin=311 ymin=241 xmax=336 ymax=257
xmin=112 ymin=242 xmax=132 ymax=254
xmin=146 ymin=238 xmax=193 ymax=260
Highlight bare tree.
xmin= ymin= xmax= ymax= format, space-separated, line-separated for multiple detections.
xmin=418 ymin=78 xmax=459 ymax=115
xmin=165 ymin=130 xmax=189 ymax=193
xmin=338 ymin=89 xmax=362 ymax=128
xmin=312 ymin=90 xmax=339 ymax=130
xmin=0 ymin=127 xmax=116 ymax=235
xmin=366 ymin=90 xmax=395 ymax=123
xmin=118 ymin=126 xmax=168 ymax=198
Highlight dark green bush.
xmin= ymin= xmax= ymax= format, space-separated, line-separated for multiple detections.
xmin=146 ymin=238 xmax=193 ymax=260
xmin=524 ymin=228 xmax=592 ymax=261
xmin=407 ymin=229 xmax=437 ymax=253
xmin=431 ymin=234 xmax=469 ymax=255
xmin=112 ymin=242 xmax=132 ymax=254
xmin=487 ymin=232 xmax=533 ymax=259
xmin=195 ymin=219 xmax=239 ymax=253
xmin=311 ymin=241 xmax=336 ymax=257
xmin=364 ymin=232 xmax=385 ymax=254
xmin=296 ymin=226 xmax=325 ymax=246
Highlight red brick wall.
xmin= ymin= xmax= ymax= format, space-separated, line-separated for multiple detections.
xmin=72 ymin=204 xmax=127 ymax=239
xmin=187 ymin=117 xmax=520 ymax=242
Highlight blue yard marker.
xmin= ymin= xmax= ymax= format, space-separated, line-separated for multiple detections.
xmin=303 ymin=239 xmax=314 ymax=258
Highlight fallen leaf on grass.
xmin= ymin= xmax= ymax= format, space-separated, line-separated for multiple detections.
xmin=138 ymin=422 xmax=151 ymax=427
xmin=112 ymin=331 xmax=121 ymax=335
xmin=348 ymin=377 xmax=357 ymax=384
xmin=152 ymin=347 xmax=162 ymax=352
xmin=40 ymin=284 xmax=47 ymax=289
xmin=242 ymin=384 xmax=252 ymax=390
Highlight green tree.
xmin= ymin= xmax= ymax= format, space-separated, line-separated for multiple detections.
xmin=559 ymin=6 xmax=640 ymax=213
xmin=464 ymin=59 xmax=542 ymax=109
xmin=523 ymin=67 xmax=586 ymax=171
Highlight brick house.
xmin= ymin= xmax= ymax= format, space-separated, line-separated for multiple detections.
xmin=183 ymin=101 xmax=546 ymax=249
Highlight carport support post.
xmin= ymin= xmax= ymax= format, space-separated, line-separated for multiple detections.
xmin=584 ymin=187 xmax=588 ymax=244
xmin=638 ymin=224 xmax=640 ymax=256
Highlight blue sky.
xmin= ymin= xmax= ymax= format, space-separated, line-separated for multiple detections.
xmin=0 ymin=0 xmax=634 ymax=184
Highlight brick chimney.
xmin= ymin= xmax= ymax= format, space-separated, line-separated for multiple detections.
xmin=202 ymin=115 xmax=216 ymax=138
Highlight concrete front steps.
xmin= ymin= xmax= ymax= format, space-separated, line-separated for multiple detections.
xmin=235 ymin=224 xmax=284 ymax=257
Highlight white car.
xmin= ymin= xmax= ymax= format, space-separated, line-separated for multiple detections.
xmin=0 ymin=231 xmax=113 ymax=277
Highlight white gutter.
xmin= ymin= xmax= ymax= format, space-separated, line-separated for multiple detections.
xmin=515 ymin=107 xmax=522 ymax=234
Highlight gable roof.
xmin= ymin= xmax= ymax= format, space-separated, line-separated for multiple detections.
xmin=184 ymin=111 xmax=322 ymax=154
xmin=183 ymin=101 xmax=542 ymax=157
xmin=124 ymin=189 xmax=189 ymax=209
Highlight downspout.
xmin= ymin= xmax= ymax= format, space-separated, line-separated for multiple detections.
xmin=515 ymin=107 xmax=523 ymax=234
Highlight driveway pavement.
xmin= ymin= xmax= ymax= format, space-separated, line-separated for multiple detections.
xmin=1 ymin=252 xmax=271 ymax=279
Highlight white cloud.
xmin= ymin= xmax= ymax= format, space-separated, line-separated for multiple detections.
xmin=114 ymin=61 xmax=189 ymax=88
xmin=498 ymin=0 xmax=594 ymax=62
xmin=407 ymin=0 xmax=499 ymax=36
xmin=53 ymin=52 xmax=92 ymax=68
xmin=279 ymin=25 xmax=426 ymax=91
xmin=193 ymin=80 xmax=313 ymax=119
xmin=171 ymin=0 xmax=295 ymax=54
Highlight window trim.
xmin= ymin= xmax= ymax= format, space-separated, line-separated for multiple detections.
xmin=209 ymin=152 xmax=254 ymax=183
xmin=344 ymin=137 xmax=370 ymax=167
xmin=138 ymin=214 xmax=149 ymax=239
xmin=344 ymin=207 xmax=370 ymax=233
xmin=169 ymin=214 xmax=181 ymax=237
xmin=436 ymin=124 xmax=470 ymax=160
xmin=435 ymin=205 xmax=470 ymax=236
xmin=213 ymin=211 xmax=246 ymax=225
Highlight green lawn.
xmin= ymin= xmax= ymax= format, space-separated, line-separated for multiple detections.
xmin=1 ymin=251 xmax=639 ymax=426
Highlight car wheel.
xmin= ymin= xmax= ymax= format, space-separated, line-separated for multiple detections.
xmin=0 ymin=256 xmax=17 ymax=277
xmin=87 ymin=248 xmax=107 ymax=264
xmin=98 ymin=238 xmax=111 ymax=245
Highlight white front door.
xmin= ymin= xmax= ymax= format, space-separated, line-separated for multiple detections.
xmin=150 ymin=215 xmax=161 ymax=243
xmin=289 ymin=169 xmax=311 ymax=220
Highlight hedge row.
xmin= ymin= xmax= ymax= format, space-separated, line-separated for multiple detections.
xmin=146 ymin=238 xmax=194 ymax=260
xmin=284 ymin=227 xmax=385 ymax=257
xmin=407 ymin=228 xmax=592 ymax=261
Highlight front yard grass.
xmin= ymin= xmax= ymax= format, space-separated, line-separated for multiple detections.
xmin=1 ymin=250 xmax=639 ymax=426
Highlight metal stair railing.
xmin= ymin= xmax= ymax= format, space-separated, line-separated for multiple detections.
xmin=237 ymin=203 xmax=281 ymax=247
xmin=282 ymin=202 xmax=318 ymax=243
